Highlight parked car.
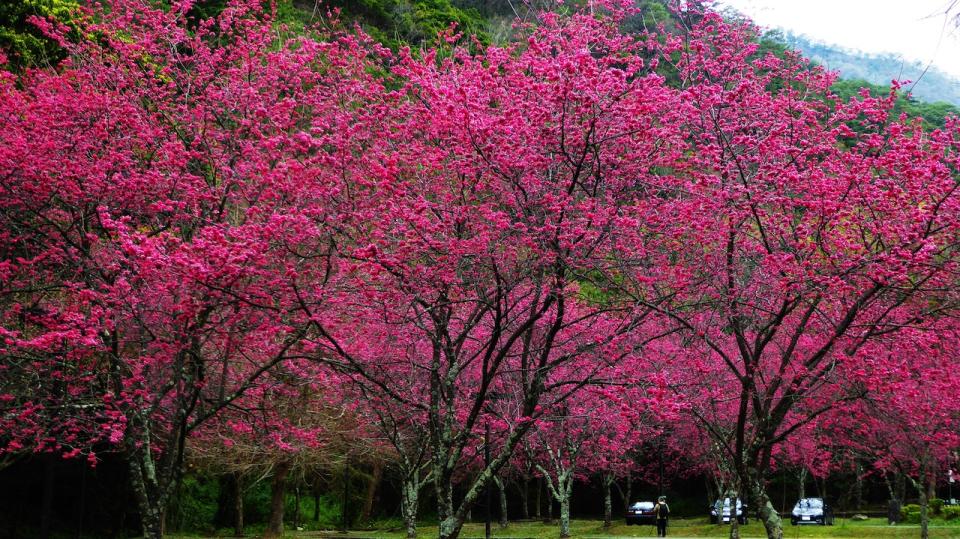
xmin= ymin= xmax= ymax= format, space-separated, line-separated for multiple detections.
xmin=790 ymin=498 xmax=834 ymax=525
xmin=626 ymin=501 xmax=657 ymax=525
xmin=710 ymin=498 xmax=748 ymax=524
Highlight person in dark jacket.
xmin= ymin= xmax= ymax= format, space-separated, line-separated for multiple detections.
xmin=888 ymin=498 xmax=901 ymax=525
xmin=654 ymin=496 xmax=670 ymax=537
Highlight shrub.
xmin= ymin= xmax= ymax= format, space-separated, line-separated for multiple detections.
xmin=943 ymin=506 xmax=960 ymax=521
xmin=930 ymin=498 xmax=944 ymax=516
xmin=901 ymin=504 xmax=922 ymax=524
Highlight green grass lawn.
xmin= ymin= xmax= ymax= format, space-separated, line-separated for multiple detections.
xmin=177 ymin=517 xmax=960 ymax=538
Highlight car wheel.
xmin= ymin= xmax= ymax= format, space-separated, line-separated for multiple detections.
xmin=791 ymin=520 xmax=798 ymax=526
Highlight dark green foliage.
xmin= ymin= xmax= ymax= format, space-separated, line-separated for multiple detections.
xmin=184 ymin=0 xmax=488 ymax=46
xmin=186 ymin=0 xmax=230 ymax=21
xmin=930 ymin=498 xmax=944 ymax=516
xmin=166 ymin=474 xmax=220 ymax=534
xmin=160 ymin=472 xmax=349 ymax=533
xmin=901 ymin=503 xmax=922 ymax=523
xmin=324 ymin=0 xmax=487 ymax=48
xmin=242 ymin=479 xmax=273 ymax=525
xmin=831 ymin=78 xmax=958 ymax=129
xmin=0 ymin=0 xmax=78 ymax=70
xmin=300 ymin=490 xmax=344 ymax=526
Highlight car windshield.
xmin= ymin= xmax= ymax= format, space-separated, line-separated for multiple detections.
xmin=716 ymin=498 xmax=742 ymax=508
xmin=632 ymin=502 xmax=655 ymax=510
xmin=795 ymin=498 xmax=823 ymax=509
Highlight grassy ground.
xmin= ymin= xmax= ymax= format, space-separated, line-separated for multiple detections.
xmin=174 ymin=517 xmax=960 ymax=538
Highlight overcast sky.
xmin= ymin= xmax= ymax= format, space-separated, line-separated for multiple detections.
xmin=716 ymin=0 xmax=960 ymax=78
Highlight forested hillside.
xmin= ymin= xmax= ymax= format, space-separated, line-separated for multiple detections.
xmin=780 ymin=31 xmax=960 ymax=106
xmin=4 ymin=0 xmax=956 ymax=127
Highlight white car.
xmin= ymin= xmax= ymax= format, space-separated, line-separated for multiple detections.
xmin=710 ymin=498 xmax=747 ymax=524
xmin=791 ymin=498 xmax=834 ymax=525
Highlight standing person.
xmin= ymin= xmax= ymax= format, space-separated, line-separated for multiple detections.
xmin=654 ymin=495 xmax=670 ymax=537
xmin=888 ymin=498 xmax=901 ymax=525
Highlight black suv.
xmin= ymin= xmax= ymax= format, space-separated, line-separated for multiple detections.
xmin=790 ymin=498 xmax=834 ymax=525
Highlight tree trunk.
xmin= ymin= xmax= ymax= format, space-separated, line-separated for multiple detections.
xmin=435 ymin=472 xmax=463 ymax=539
xmin=705 ymin=476 xmax=716 ymax=513
xmin=920 ymin=485 xmax=929 ymax=539
xmin=401 ymin=475 xmax=420 ymax=539
xmin=748 ymin=477 xmax=783 ymax=539
xmin=140 ymin=507 xmax=164 ymax=539
xmin=727 ymin=490 xmax=740 ymax=539
xmin=40 ymin=456 xmax=55 ymax=539
xmin=438 ymin=514 xmax=465 ymax=539
xmin=123 ymin=412 xmax=192 ymax=539
xmin=233 ymin=474 xmax=244 ymax=537
xmin=265 ymin=461 xmax=291 ymax=538
xmin=361 ymin=461 xmax=384 ymax=523
xmin=534 ymin=478 xmax=542 ymax=520
xmin=127 ymin=449 xmax=171 ymax=539
xmin=854 ymin=463 xmax=863 ymax=510
xmin=314 ymin=477 xmax=321 ymax=522
xmin=602 ymin=473 xmax=614 ymax=529
xmin=797 ymin=468 xmax=807 ymax=500
xmin=519 ymin=478 xmax=530 ymax=520
xmin=910 ymin=466 xmax=930 ymax=539
xmin=558 ymin=476 xmax=572 ymax=539
xmin=494 ymin=475 xmax=508 ymax=528
xmin=624 ymin=474 xmax=632 ymax=512
xmin=293 ymin=485 xmax=301 ymax=530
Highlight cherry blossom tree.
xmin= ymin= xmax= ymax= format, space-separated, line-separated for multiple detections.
xmin=832 ymin=328 xmax=960 ymax=539
xmin=0 ymin=1 xmax=390 ymax=536
xmin=530 ymin=380 xmax=668 ymax=538
xmin=294 ymin=5 xmax=689 ymax=539
xmin=641 ymin=11 xmax=960 ymax=539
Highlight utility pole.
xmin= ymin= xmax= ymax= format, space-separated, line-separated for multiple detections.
xmin=658 ymin=436 xmax=664 ymax=496
xmin=485 ymin=422 xmax=492 ymax=539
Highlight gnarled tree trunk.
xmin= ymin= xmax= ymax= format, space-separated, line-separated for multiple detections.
xmin=519 ymin=478 xmax=530 ymax=520
xmin=797 ymin=468 xmax=807 ymax=500
xmin=908 ymin=463 xmax=931 ymax=539
xmin=602 ymin=472 xmax=614 ymax=529
xmin=542 ymin=470 xmax=573 ymax=538
xmin=361 ymin=461 xmax=383 ymax=523
xmin=493 ymin=475 xmax=508 ymax=528
xmin=559 ymin=481 xmax=572 ymax=539
xmin=748 ymin=476 xmax=783 ymax=539
xmin=401 ymin=471 xmax=422 ymax=539
xmin=535 ymin=478 xmax=542 ymax=520
xmin=727 ymin=490 xmax=741 ymax=539
xmin=265 ymin=461 xmax=291 ymax=538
